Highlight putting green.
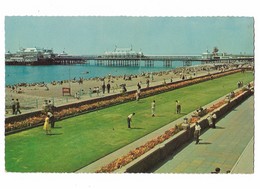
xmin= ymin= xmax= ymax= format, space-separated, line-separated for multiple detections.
xmin=5 ymin=72 xmax=253 ymax=172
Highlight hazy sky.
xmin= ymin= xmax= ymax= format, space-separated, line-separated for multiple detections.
xmin=5 ymin=16 xmax=254 ymax=55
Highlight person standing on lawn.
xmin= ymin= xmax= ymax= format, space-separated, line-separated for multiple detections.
xmin=176 ymin=100 xmax=181 ymax=114
xmin=127 ymin=113 xmax=135 ymax=128
xmin=48 ymin=111 xmax=55 ymax=128
xmin=151 ymin=100 xmax=156 ymax=117
xmin=43 ymin=114 xmax=51 ymax=135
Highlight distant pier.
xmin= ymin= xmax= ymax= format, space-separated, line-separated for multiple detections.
xmin=82 ymin=46 xmax=254 ymax=67
xmin=83 ymin=54 xmax=254 ymax=67
xmin=5 ymin=47 xmax=254 ymax=67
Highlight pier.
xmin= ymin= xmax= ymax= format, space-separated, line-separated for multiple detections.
xmin=53 ymin=55 xmax=86 ymax=65
xmin=5 ymin=47 xmax=254 ymax=67
xmin=82 ymin=54 xmax=254 ymax=67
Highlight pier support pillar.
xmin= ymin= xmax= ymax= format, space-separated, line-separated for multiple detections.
xmin=145 ymin=60 xmax=154 ymax=67
xmin=163 ymin=60 xmax=172 ymax=67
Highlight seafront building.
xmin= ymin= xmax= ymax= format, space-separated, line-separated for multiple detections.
xmin=103 ymin=46 xmax=144 ymax=58
xmin=5 ymin=47 xmax=55 ymax=65
xmin=5 ymin=47 xmax=85 ymax=65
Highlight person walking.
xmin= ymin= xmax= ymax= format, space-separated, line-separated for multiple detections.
xmin=137 ymin=82 xmax=141 ymax=90
xmin=102 ymin=80 xmax=106 ymax=94
xmin=42 ymin=100 xmax=49 ymax=114
xmin=107 ymin=82 xmax=111 ymax=94
xmin=207 ymin=113 xmax=217 ymax=128
xmin=96 ymin=86 xmax=100 ymax=96
xmin=182 ymin=118 xmax=191 ymax=139
xmin=43 ymin=114 xmax=51 ymax=135
xmin=48 ymin=100 xmax=55 ymax=113
xmin=15 ymin=99 xmax=21 ymax=114
xmin=151 ymin=100 xmax=155 ymax=117
xmin=127 ymin=113 xmax=135 ymax=128
xmin=194 ymin=122 xmax=201 ymax=144
xmin=48 ymin=111 xmax=55 ymax=128
xmin=89 ymin=88 xmax=93 ymax=97
xmin=11 ymin=98 xmax=16 ymax=115
xmin=211 ymin=113 xmax=217 ymax=128
xmin=146 ymin=79 xmax=150 ymax=88
xmin=150 ymin=72 xmax=154 ymax=81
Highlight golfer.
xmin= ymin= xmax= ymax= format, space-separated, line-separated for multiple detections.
xmin=127 ymin=113 xmax=135 ymax=128
xmin=151 ymin=100 xmax=155 ymax=117
xmin=176 ymin=100 xmax=181 ymax=114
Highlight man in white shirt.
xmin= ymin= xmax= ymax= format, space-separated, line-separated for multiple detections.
xmin=194 ymin=122 xmax=201 ymax=144
xmin=207 ymin=113 xmax=217 ymax=128
xmin=127 ymin=113 xmax=135 ymax=128
xmin=151 ymin=100 xmax=155 ymax=117
xmin=176 ymin=100 xmax=181 ymax=114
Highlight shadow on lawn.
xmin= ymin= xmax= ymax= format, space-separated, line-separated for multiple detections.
xmin=131 ymin=127 xmax=144 ymax=130
xmin=47 ymin=133 xmax=63 ymax=136
xmin=198 ymin=142 xmax=212 ymax=145
xmin=52 ymin=126 xmax=62 ymax=129
xmin=215 ymin=126 xmax=225 ymax=129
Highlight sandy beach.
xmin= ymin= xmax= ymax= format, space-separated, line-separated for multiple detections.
xmin=5 ymin=63 xmax=242 ymax=116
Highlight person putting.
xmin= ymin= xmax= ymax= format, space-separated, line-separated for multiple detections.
xmin=127 ymin=113 xmax=135 ymax=128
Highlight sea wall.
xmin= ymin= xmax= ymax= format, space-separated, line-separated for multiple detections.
xmin=115 ymin=88 xmax=253 ymax=173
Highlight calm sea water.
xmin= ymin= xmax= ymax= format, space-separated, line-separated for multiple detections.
xmin=5 ymin=61 xmax=200 ymax=85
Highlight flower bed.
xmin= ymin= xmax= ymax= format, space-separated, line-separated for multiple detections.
xmin=95 ymin=87 xmax=251 ymax=173
xmin=5 ymin=69 xmax=242 ymax=134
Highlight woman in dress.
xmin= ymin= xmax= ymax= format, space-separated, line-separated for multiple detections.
xmin=43 ymin=114 xmax=51 ymax=135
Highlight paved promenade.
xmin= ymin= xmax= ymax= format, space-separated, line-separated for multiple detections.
xmin=152 ymin=95 xmax=254 ymax=173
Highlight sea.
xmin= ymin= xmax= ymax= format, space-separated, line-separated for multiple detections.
xmin=5 ymin=61 xmax=201 ymax=86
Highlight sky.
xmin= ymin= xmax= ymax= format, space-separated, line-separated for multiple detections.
xmin=5 ymin=16 xmax=254 ymax=56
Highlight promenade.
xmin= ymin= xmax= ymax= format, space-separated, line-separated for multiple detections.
xmin=76 ymin=92 xmax=254 ymax=173
xmin=152 ymin=95 xmax=254 ymax=173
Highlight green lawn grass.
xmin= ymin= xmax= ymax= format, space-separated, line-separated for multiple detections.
xmin=5 ymin=72 xmax=253 ymax=172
